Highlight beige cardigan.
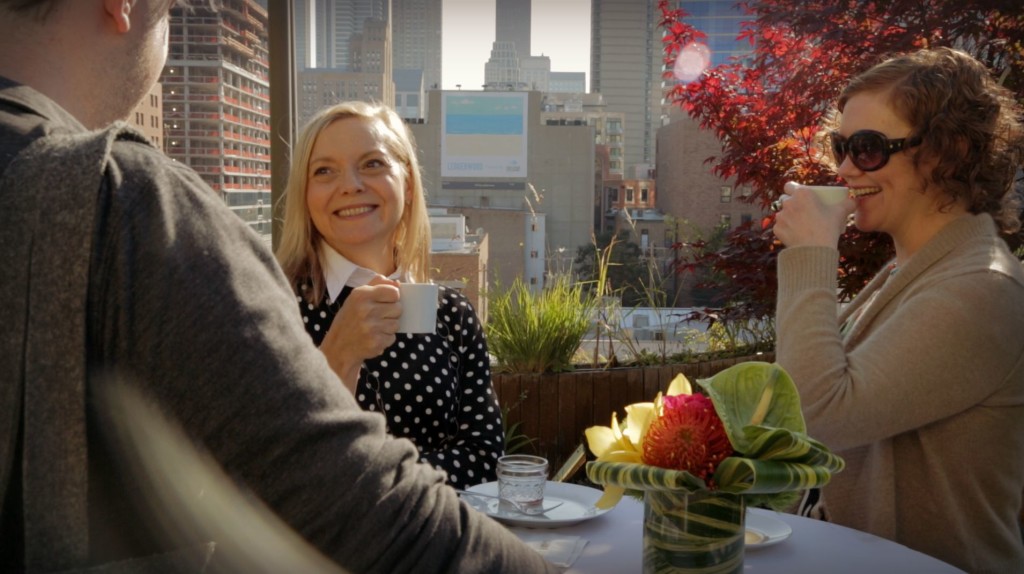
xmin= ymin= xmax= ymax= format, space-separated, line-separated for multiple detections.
xmin=776 ymin=213 xmax=1024 ymax=573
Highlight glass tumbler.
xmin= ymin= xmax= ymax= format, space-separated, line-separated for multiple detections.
xmin=497 ymin=454 xmax=549 ymax=510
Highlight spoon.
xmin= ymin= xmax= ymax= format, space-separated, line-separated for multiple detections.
xmin=454 ymin=489 xmax=564 ymax=516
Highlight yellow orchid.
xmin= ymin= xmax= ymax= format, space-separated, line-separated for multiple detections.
xmin=584 ymin=374 xmax=694 ymax=508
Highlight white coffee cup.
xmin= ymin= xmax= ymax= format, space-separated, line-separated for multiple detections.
xmin=784 ymin=181 xmax=849 ymax=205
xmin=397 ymin=283 xmax=438 ymax=334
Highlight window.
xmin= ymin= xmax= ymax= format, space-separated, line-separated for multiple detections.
xmin=741 ymin=214 xmax=752 ymax=225
xmin=640 ymin=187 xmax=649 ymax=203
xmin=720 ymin=186 xmax=732 ymax=203
xmin=608 ymin=187 xmax=618 ymax=203
xmin=626 ymin=186 xmax=634 ymax=203
xmin=720 ymin=214 xmax=732 ymax=226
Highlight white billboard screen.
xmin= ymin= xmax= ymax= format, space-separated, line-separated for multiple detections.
xmin=441 ymin=92 xmax=528 ymax=179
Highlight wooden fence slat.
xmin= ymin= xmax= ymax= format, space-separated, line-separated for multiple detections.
xmin=537 ymin=373 xmax=561 ymax=468
xmin=556 ymin=371 xmax=580 ymax=473
xmin=493 ymin=354 xmax=771 ymax=473
xmin=519 ymin=374 xmax=541 ymax=458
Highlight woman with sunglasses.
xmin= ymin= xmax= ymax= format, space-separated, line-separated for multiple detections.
xmin=773 ymin=47 xmax=1024 ymax=573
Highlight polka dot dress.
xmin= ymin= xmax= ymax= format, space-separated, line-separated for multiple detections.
xmin=299 ymin=283 xmax=504 ymax=489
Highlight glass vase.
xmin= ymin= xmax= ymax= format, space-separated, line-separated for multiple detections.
xmin=642 ymin=489 xmax=745 ymax=574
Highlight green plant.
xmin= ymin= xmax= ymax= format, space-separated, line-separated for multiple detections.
xmin=485 ymin=275 xmax=595 ymax=373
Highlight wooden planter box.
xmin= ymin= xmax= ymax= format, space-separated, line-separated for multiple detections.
xmin=493 ymin=353 xmax=775 ymax=474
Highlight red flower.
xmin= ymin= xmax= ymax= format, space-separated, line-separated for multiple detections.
xmin=642 ymin=393 xmax=734 ymax=481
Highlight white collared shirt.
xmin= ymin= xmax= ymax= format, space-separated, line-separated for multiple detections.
xmin=319 ymin=241 xmax=408 ymax=304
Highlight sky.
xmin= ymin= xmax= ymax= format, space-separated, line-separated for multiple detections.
xmin=441 ymin=0 xmax=592 ymax=90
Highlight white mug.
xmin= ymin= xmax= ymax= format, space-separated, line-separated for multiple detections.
xmin=784 ymin=181 xmax=849 ymax=205
xmin=397 ymin=283 xmax=438 ymax=334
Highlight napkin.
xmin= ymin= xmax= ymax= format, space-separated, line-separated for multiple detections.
xmin=510 ymin=528 xmax=588 ymax=569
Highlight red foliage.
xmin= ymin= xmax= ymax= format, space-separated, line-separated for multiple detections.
xmin=659 ymin=0 xmax=1024 ymax=315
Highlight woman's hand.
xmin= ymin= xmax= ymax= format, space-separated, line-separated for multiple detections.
xmin=773 ymin=184 xmax=855 ymax=248
xmin=319 ymin=276 xmax=401 ymax=393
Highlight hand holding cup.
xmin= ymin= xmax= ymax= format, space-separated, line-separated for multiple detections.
xmin=773 ymin=181 xmax=855 ymax=248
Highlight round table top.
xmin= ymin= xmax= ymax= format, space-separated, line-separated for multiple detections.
xmin=540 ymin=494 xmax=966 ymax=574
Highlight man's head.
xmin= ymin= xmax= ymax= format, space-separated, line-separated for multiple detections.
xmin=0 ymin=0 xmax=181 ymax=129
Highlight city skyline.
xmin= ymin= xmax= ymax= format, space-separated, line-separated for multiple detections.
xmin=442 ymin=0 xmax=591 ymax=90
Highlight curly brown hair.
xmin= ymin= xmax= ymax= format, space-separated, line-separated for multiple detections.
xmin=824 ymin=47 xmax=1024 ymax=235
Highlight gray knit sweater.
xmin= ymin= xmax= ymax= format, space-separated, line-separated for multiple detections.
xmin=0 ymin=77 xmax=556 ymax=574
xmin=776 ymin=213 xmax=1024 ymax=573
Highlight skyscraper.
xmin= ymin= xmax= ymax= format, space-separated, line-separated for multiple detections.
xmin=392 ymin=0 xmax=443 ymax=92
xmin=496 ymin=0 xmax=531 ymax=59
xmin=590 ymin=0 xmax=663 ymax=177
xmin=294 ymin=0 xmax=395 ymax=122
xmin=677 ymin=0 xmax=750 ymax=66
xmin=163 ymin=0 xmax=272 ymax=241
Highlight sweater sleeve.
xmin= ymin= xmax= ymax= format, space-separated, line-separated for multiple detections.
xmin=776 ymin=244 xmax=1024 ymax=452
xmin=88 ymin=142 xmax=557 ymax=574
xmin=416 ymin=288 xmax=505 ymax=489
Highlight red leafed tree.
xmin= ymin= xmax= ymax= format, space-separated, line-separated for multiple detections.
xmin=660 ymin=0 xmax=1024 ymax=322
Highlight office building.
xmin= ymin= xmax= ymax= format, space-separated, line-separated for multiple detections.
xmin=130 ymin=83 xmax=164 ymax=149
xmin=293 ymin=0 xmax=394 ymax=122
xmin=163 ymin=0 xmax=272 ymax=241
xmin=496 ymin=0 xmax=531 ymax=59
xmin=408 ymin=90 xmax=595 ymax=291
xmin=590 ymin=0 xmax=663 ymax=177
xmin=676 ymin=0 xmax=750 ymax=66
xmin=392 ymin=0 xmax=443 ymax=94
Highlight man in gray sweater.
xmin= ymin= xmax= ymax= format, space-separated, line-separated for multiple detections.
xmin=0 ymin=1 xmax=557 ymax=572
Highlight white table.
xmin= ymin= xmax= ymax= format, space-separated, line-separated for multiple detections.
xmin=554 ymin=496 xmax=965 ymax=574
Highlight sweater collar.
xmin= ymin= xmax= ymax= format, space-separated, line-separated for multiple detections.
xmin=0 ymin=75 xmax=88 ymax=134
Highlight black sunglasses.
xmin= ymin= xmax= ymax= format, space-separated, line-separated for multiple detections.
xmin=829 ymin=130 xmax=921 ymax=172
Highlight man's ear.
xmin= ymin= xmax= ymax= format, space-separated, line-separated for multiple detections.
xmin=105 ymin=0 xmax=132 ymax=34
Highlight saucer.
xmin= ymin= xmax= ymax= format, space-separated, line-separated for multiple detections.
xmin=746 ymin=508 xmax=793 ymax=549
xmin=464 ymin=481 xmax=612 ymax=528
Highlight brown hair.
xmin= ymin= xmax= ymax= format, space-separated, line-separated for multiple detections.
xmin=826 ymin=47 xmax=1023 ymax=234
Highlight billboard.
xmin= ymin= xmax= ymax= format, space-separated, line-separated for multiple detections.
xmin=441 ymin=92 xmax=528 ymax=179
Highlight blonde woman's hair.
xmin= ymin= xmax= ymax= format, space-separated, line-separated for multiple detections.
xmin=275 ymin=101 xmax=431 ymax=304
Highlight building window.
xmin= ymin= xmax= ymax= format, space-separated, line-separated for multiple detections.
xmin=626 ymin=186 xmax=634 ymax=203
xmin=720 ymin=186 xmax=732 ymax=203
xmin=608 ymin=187 xmax=618 ymax=203
xmin=720 ymin=214 xmax=732 ymax=227
xmin=640 ymin=187 xmax=649 ymax=203
xmin=741 ymin=214 xmax=752 ymax=225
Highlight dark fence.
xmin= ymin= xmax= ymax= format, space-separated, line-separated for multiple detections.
xmin=493 ymin=354 xmax=775 ymax=475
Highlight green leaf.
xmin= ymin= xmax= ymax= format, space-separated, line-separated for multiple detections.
xmin=698 ymin=361 xmax=806 ymax=453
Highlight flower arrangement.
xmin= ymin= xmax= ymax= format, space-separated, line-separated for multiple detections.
xmin=585 ymin=362 xmax=844 ymax=573
xmin=585 ymin=361 xmax=844 ymax=510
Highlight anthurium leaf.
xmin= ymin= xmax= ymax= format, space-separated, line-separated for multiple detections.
xmin=586 ymin=461 xmax=708 ymax=493
xmin=713 ymin=457 xmax=839 ymax=495
xmin=699 ymin=362 xmax=806 ymax=455
xmin=740 ymin=425 xmax=845 ymax=469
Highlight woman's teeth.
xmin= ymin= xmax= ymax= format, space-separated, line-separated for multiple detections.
xmin=336 ymin=206 xmax=374 ymax=217
xmin=851 ymin=187 xmax=881 ymax=198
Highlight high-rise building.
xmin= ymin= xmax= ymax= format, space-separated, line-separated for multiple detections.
xmin=496 ymin=0 xmax=531 ymax=59
xmin=485 ymin=0 xmax=551 ymax=92
xmin=162 ymin=0 xmax=272 ymax=241
xmin=677 ymin=0 xmax=750 ymax=66
xmin=295 ymin=0 xmax=394 ymax=123
xmin=392 ymin=0 xmax=443 ymax=92
xmin=590 ymin=0 xmax=662 ymax=178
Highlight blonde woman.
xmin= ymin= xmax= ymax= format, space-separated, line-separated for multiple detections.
xmin=277 ymin=101 xmax=503 ymax=489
